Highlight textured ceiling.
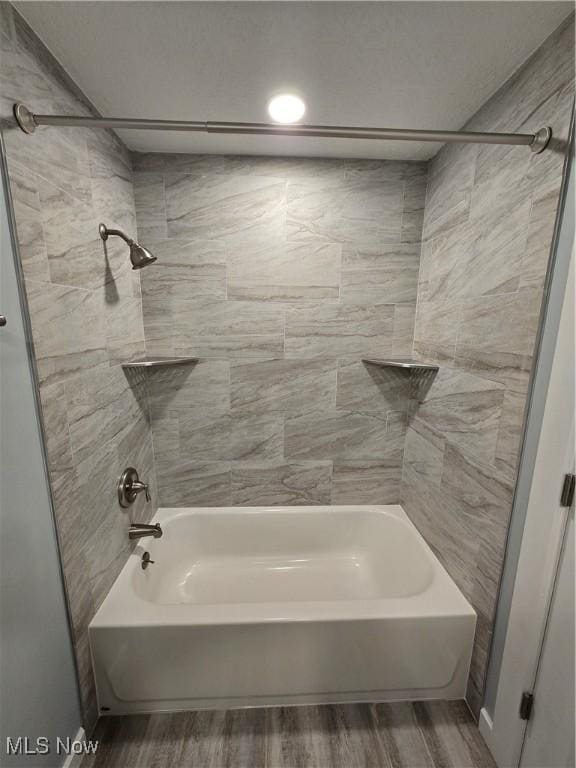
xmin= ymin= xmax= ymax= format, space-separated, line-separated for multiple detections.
xmin=15 ymin=1 xmax=573 ymax=160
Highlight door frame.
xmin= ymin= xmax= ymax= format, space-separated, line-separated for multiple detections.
xmin=479 ymin=144 xmax=575 ymax=765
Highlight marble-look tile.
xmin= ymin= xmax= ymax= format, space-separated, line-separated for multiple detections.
xmin=101 ymin=269 xmax=146 ymax=366
xmin=341 ymin=244 xmax=420 ymax=304
xmin=413 ymin=297 xmax=460 ymax=363
xmin=471 ymin=144 xmax=531 ymax=222
xmin=228 ymin=241 xmax=341 ymax=301
xmin=337 ymin=360 xmax=409 ymax=413
xmin=179 ymin=412 xmax=285 ymax=462
xmin=287 ymin=176 xmax=403 ymax=246
xmin=285 ymin=410 xmax=403 ymax=462
xmin=148 ymin=297 xmax=285 ymax=359
xmin=133 ymin=173 xmax=167 ymax=239
xmin=74 ymin=440 xmax=133 ymax=611
xmin=64 ymin=366 xmax=143 ymax=465
xmin=285 ymin=303 xmax=394 ymax=359
xmin=6 ymin=162 xmax=49 ymax=281
xmin=37 ymin=176 xmax=107 ymax=290
xmin=25 ymin=280 xmax=108 ymax=386
xmin=146 ymin=360 xmax=229 ymax=418
xmin=415 ymin=368 xmax=505 ymax=466
xmin=166 ymin=172 xmax=286 ymax=242
xmin=465 ymin=199 xmax=531 ymax=297
xmin=332 ymin=460 xmax=401 ymax=504
xmin=2 ymin=7 xmax=160 ymax=730
xmin=402 ymin=419 xmax=445 ymax=489
xmin=231 ymin=358 xmax=337 ymax=415
xmin=38 ymin=382 xmax=74 ymax=471
xmin=423 ymin=143 xmax=477 ymax=239
xmin=157 ymin=461 xmax=231 ymax=507
xmin=520 ymin=189 xmax=560 ymax=289
xmin=392 ymin=303 xmax=417 ymax=357
xmin=231 ymin=461 xmax=332 ymax=506
xmin=493 ymin=385 xmax=529 ymax=483
xmin=140 ymin=239 xmax=227 ymax=300
xmin=456 ymin=287 xmax=543 ymax=371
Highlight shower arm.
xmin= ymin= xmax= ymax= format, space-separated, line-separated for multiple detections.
xmin=13 ymin=103 xmax=552 ymax=153
xmin=99 ymin=223 xmax=133 ymax=245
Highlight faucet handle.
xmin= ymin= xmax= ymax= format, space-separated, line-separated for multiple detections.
xmin=118 ymin=468 xmax=151 ymax=508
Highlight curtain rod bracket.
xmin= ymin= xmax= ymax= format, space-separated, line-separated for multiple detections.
xmin=530 ymin=126 xmax=552 ymax=154
xmin=14 ymin=103 xmax=37 ymax=134
xmin=13 ymin=102 xmax=552 ymax=153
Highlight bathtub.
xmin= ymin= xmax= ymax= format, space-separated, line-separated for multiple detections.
xmin=89 ymin=505 xmax=476 ymax=715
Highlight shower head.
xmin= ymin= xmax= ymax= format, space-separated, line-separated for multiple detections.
xmin=99 ymin=223 xmax=157 ymax=270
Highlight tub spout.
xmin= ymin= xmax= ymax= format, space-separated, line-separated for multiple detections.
xmin=129 ymin=523 xmax=163 ymax=540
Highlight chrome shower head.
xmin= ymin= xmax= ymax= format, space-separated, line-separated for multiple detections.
xmin=99 ymin=223 xmax=157 ymax=270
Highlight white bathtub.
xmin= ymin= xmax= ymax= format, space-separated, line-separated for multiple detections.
xmin=89 ymin=505 xmax=475 ymax=715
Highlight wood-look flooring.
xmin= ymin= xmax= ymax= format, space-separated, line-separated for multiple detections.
xmin=82 ymin=700 xmax=496 ymax=768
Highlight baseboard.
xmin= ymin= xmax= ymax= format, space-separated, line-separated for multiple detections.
xmin=478 ymin=708 xmax=498 ymax=764
xmin=61 ymin=728 xmax=86 ymax=768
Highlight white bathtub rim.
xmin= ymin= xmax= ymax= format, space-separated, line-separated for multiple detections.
xmin=91 ymin=504 xmax=475 ymax=629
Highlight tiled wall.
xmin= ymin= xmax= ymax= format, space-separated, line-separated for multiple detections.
xmin=0 ymin=4 xmax=157 ymax=730
xmin=132 ymin=154 xmax=427 ymax=506
xmin=2 ymin=0 xmax=573 ymax=730
xmin=401 ymin=16 xmax=574 ymax=715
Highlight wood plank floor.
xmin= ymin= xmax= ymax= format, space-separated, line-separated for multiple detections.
xmin=82 ymin=701 xmax=496 ymax=768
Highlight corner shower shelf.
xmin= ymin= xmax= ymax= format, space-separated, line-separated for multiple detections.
xmin=121 ymin=357 xmax=198 ymax=370
xmin=362 ymin=358 xmax=439 ymax=375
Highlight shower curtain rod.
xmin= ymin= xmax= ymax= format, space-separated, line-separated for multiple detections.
xmin=13 ymin=103 xmax=552 ymax=153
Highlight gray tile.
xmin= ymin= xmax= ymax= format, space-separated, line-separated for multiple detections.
xmin=287 ymin=175 xmax=403 ymax=246
xmin=166 ymin=172 xmax=286 ymax=243
xmin=140 ymin=239 xmax=227 ymax=300
xmin=285 ymin=303 xmax=394 ymax=359
xmin=25 ymin=280 xmax=108 ymax=386
xmin=157 ymin=461 xmax=231 ymax=507
xmin=285 ymin=409 xmax=404 ymax=462
xmin=231 ymin=358 xmax=337 ymax=415
xmin=423 ymin=143 xmax=477 ymax=240
xmin=146 ymin=360 xmax=229 ymax=418
xmin=228 ymin=241 xmax=341 ymax=302
xmin=65 ymin=366 xmax=143 ymax=465
xmin=38 ymin=382 xmax=74 ymax=471
xmin=332 ymin=460 xmax=401 ymax=504
xmin=133 ymin=173 xmax=167 ymax=239
xmin=415 ymin=368 xmax=505 ymax=465
xmin=341 ymin=244 xmax=420 ymax=304
xmin=7 ymin=162 xmax=49 ymax=281
xmin=413 ymin=297 xmax=460 ymax=363
xmin=402 ymin=419 xmax=445 ymax=489
xmin=337 ymin=360 xmax=410 ymax=413
xmin=147 ymin=297 xmax=285 ymax=359
xmin=179 ymin=412 xmax=285 ymax=462
xmin=392 ymin=303 xmax=417 ymax=357
xmin=231 ymin=461 xmax=332 ymax=506
xmin=520 ymin=189 xmax=560 ymax=289
xmin=456 ymin=287 xmax=543 ymax=371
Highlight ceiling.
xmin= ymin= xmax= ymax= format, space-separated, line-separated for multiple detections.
xmin=15 ymin=1 xmax=573 ymax=160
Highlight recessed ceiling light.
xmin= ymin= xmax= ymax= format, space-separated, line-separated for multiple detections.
xmin=267 ymin=94 xmax=306 ymax=124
